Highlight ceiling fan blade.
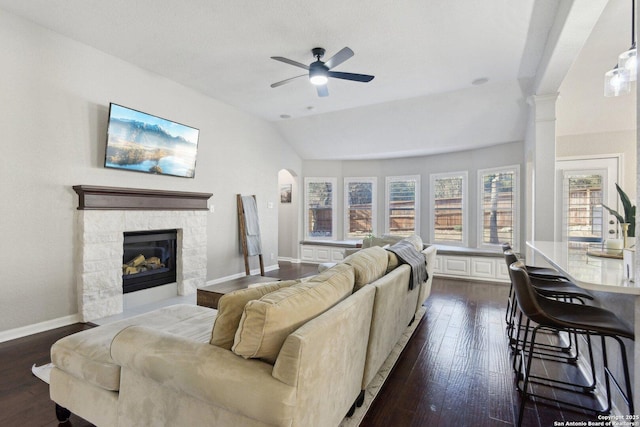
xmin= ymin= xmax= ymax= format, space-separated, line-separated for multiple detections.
xmin=271 ymin=56 xmax=309 ymax=70
xmin=270 ymin=74 xmax=307 ymax=88
xmin=316 ymin=85 xmax=329 ymax=97
xmin=327 ymin=71 xmax=375 ymax=83
xmin=324 ymin=47 xmax=354 ymax=69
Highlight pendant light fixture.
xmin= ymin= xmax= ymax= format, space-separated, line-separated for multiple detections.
xmin=605 ymin=66 xmax=631 ymax=97
xmin=605 ymin=0 xmax=636 ymax=96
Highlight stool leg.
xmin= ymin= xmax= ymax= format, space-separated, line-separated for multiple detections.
xmin=517 ymin=325 xmax=539 ymax=427
xmin=617 ymin=337 xmax=635 ymax=415
xmin=505 ymin=282 xmax=513 ymax=325
xmin=604 ymin=335 xmax=635 ymax=415
xmin=601 ymin=335 xmax=613 ymax=414
xmin=583 ymin=333 xmax=596 ymax=392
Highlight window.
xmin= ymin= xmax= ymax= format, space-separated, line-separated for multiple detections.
xmin=564 ymin=173 xmax=604 ymax=242
xmin=478 ymin=166 xmax=519 ymax=250
xmin=385 ymin=175 xmax=420 ymax=237
xmin=305 ymin=177 xmax=337 ymax=240
xmin=344 ymin=177 xmax=377 ymax=239
xmin=430 ymin=172 xmax=467 ymax=245
xmin=557 ymin=157 xmax=620 ymax=244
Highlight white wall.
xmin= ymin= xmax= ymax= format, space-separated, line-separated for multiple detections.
xmin=302 ymin=141 xmax=524 ymax=248
xmin=277 ymin=169 xmax=299 ymax=260
xmin=0 ymin=11 xmax=301 ymax=332
xmin=557 ymin=130 xmax=637 ymax=201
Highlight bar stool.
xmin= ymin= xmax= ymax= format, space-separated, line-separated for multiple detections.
xmin=503 ymin=250 xmax=594 ymax=357
xmin=502 ymin=242 xmax=570 ymax=281
xmin=509 ymin=261 xmax=634 ymax=426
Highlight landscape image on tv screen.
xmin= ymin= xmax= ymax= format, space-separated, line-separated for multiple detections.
xmin=105 ymin=103 xmax=199 ymax=178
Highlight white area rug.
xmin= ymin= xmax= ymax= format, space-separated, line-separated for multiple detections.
xmin=31 ymin=362 xmax=54 ymax=384
xmin=32 ymin=306 xmax=426 ymax=427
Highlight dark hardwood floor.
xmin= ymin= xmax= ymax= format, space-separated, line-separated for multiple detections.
xmin=361 ymin=277 xmax=597 ymax=427
xmin=0 ymin=264 xmax=606 ymax=426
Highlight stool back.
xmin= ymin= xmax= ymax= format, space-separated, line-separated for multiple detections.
xmin=508 ymin=261 xmax=547 ymax=324
xmin=504 ymin=250 xmax=519 ymax=270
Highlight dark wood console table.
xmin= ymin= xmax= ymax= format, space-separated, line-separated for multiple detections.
xmin=197 ymin=275 xmax=280 ymax=309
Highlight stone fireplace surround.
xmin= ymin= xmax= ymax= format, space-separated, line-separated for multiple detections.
xmin=73 ymin=186 xmax=212 ymax=322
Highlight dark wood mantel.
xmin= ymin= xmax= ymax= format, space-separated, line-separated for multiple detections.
xmin=73 ymin=185 xmax=212 ymax=210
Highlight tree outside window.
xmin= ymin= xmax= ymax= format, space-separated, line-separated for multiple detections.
xmin=479 ymin=167 xmax=519 ymax=249
xmin=305 ymin=178 xmax=336 ymax=239
xmin=345 ymin=178 xmax=376 ymax=239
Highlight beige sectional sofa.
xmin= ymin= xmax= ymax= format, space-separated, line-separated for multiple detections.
xmin=49 ymin=235 xmax=435 ymax=427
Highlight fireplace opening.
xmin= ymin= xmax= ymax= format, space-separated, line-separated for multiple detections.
xmin=122 ymin=229 xmax=177 ymax=294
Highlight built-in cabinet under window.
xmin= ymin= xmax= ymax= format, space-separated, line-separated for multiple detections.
xmin=433 ymin=252 xmax=509 ymax=283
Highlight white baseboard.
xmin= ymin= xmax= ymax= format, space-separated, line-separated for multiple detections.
xmin=0 ymin=313 xmax=81 ymax=343
xmin=277 ymin=257 xmax=301 ymax=263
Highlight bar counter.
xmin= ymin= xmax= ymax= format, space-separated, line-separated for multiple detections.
xmin=526 ymin=240 xmax=640 ymax=295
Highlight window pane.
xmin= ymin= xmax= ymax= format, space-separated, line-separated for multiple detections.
xmin=388 ymin=179 xmax=416 ymax=237
xmin=566 ymin=174 xmax=603 ymax=242
xmin=346 ymin=182 xmax=373 ymax=238
xmin=434 ymin=176 xmax=463 ymax=242
xmin=481 ymin=171 xmax=515 ymax=245
xmin=307 ymin=181 xmax=333 ymax=238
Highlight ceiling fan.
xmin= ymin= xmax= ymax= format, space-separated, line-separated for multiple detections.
xmin=270 ymin=47 xmax=375 ymax=97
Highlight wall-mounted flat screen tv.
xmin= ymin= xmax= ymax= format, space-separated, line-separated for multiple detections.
xmin=105 ymin=103 xmax=199 ymax=178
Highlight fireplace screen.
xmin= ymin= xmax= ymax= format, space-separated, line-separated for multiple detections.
xmin=122 ymin=229 xmax=177 ymax=293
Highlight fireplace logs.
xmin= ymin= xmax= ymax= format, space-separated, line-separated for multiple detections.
xmin=122 ymin=230 xmax=177 ymax=293
xmin=123 ymin=255 xmax=165 ymax=275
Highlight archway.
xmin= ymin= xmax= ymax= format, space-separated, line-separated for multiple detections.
xmin=278 ymin=169 xmax=299 ymax=261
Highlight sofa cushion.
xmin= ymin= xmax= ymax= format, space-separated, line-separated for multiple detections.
xmin=210 ymin=280 xmax=299 ymax=349
xmin=232 ymin=263 xmax=355 ymax=364
xmin=342 ymin=246 xmax=389 ymax=291
xmin=51 ymin=304 xmax=215 ymax=392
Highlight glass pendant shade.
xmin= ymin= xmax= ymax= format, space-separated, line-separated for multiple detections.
xmin=618 ymin=47 xmax=637 ymax=81
xmin=604 ymin=67 xmax=631 ymax=97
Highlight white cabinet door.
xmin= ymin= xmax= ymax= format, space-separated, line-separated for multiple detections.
xmin=435 ymin=254 xmax=509 ymax=283
xmin=300 ymin=244 xmax=346 ymax=263
xmin=443 ymin=256 xmax=470 ymax=276
xmin=471 ymin=257 xmax=495 ymax=279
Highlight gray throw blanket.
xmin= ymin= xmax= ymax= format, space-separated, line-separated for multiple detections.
xmin=386 ymin=240 xmax=428 ymax=290
xmin=241 ymin=196 xmax=262 ymax=256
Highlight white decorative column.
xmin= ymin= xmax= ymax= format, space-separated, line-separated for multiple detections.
xmin=73 ymin=186 xmax=212 ymax=322
xmin=529 ymin=94 xmax=559 ymax=243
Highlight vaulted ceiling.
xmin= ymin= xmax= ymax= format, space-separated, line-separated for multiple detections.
xmin=0 ymin=0 xmax=629 ymax=159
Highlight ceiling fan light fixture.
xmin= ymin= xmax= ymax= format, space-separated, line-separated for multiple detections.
xmin=309 ymin=64 xmax=328 ymax=85
xmin=309 ymin=74 xmax=328 ymax=85
xmin=270 ymin=46 xmax=374 ymax=96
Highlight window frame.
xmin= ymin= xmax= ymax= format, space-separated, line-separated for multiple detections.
xmin=477 ymin=165 xmax=520 ymax=251
xmin=430 ymin=171 xmax=468 ymax=246
xmin=344 ymin=177 xmax=377 ymax=240
xmin=385 ymin=175 xmax=421 ymax=237
xmin=304 ymin=177 xmax=338 ymax=241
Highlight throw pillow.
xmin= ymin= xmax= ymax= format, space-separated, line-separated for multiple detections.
xmin=342 ymin=246 xmax=389 ymax=291
xmin=403 ymin=234 xmax=424 ymax=252
xmin=232 ymin=263 xmax=355 ymax=364
xmin=210 ymin=280 xmax=299 ymax=349
xmin=386 ymin=251 xmax=400 ymax=274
